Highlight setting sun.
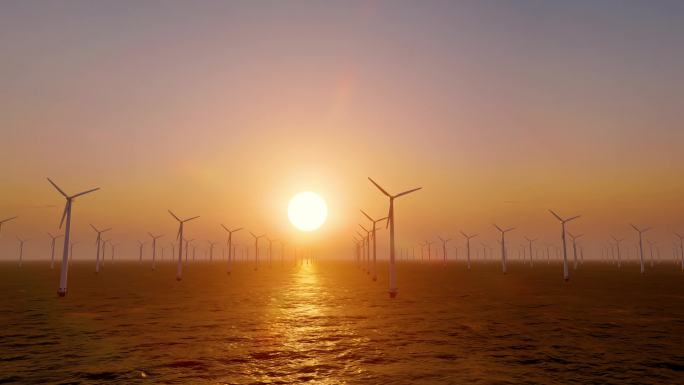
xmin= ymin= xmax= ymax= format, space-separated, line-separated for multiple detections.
xmin=288 ymin=192 xmax=328 ymax=232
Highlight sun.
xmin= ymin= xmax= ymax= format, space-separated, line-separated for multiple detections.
xmin=288 ymin=192 xmax=328 ymax=232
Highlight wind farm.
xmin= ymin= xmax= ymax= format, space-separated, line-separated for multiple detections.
xmin=1 ymin=1 xmax=683 ymax=384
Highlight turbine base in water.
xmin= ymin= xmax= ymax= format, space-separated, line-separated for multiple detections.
xmin=57 ymin=289 xmax=67 ymax=297
xmin=389 ymin=290 xmax=398 ymax=298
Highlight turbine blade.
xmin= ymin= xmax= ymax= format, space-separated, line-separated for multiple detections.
xmin=148 ymin=232 xmax=154 ymax=238
xmin=505 ymin=227 xmax=515 ymax=232
xmin=566 ymin=215 xmax=581 ymax=222
xmin=71 ymin=187 xmax=100 ymax=198
xmin=47 ymin=178 xmax=68 ymax=197
xmin=368 ymin=177 xmax=391 ymax=197
xmin=493 ymin=224 xmax=503 ymax=232
xmin=221 ymin=224 xmax=229 ymax=232
xmin=168 ymin=210 xmax=181 ymax=221
xmin=233 ymin=227 xmax=243 ymax=233
xmin=1 ymin=216 xmax=18 ymax=223
xmin=643 ymin=227 xmax=652 ymax=233
xmin=90 ymin=224 xmax=98 ymax=232
xmin=358 ymin=224 xmax=369 ymax=232
xmin=395 ymin=187 xmax=422 ymax=198
xmin=360 ymin=210 xmax=373 ymax=222
xmin=460 ymin=231 xmax=467 ymax=238
xmin=184 ymin=216 xmax=200 ymax=222
xmin=548 ymin=209 xmax=563 ymax=222
xmin=103 ymin=228 xmax=111 ymax=232
xmin=59 ymin=202 xmax=69 ymax=229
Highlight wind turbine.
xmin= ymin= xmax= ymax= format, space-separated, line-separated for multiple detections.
xmin=0 ymin=216 xmax=18 ymax=235
xmin=630 ymin=224 xmax=651 ymax=274
xmin=568 ymin=232 xmax=583 ymax=270
xmin=207 ymin=240 xmax=217 ymax=262
xmin=368 ymin=177 xmax=421 ymax=298
xmin=168 ymin=210 xmax=199 ymax=281
xmin=136 ymin=240 xmax=146 ymax=263
xmin=265 ymin=237 xmax=278 ymax=268
xmin=425 ymin=240 xmax=435 ymax=262
xmin=47 ymin=232 xmax=63 ymax=270
xmin=221 ymin=225 xmax=243 ymax=274
xmin=278 ymin=240 xmax=286 ymax=265
xmin=438 ymin=236 xmax=451 ymax=266
xmin=356 ymin=230 xmax=367 ymax=271
xmin=675 ymin=233 xmax=684 ymax=271
xmin=47 ymin=178 xmax=99 ymax=297
xmin=148 ymin=233 xmax=164 ymax=270
xmin=461 ymin=232 xmax=478 ymax=270
xmin=359 ymin=224 xmax=372 ymax=274
xmin=249 ymin=232 xmax=265 ymax=270
xmin=524 ymin=237 xmax=537 ymax=267
xmin=548 ymin=209 xmax=580 ymax=281
xmin=361 ymin=210 xmax=388 ymax=281
xmin=69 ymin=240 xmax=78 ymax=262
xmin=16 ymin=237 xmax=28 ymax=267
xmin=611 ymin=236 xmax=624 ymax=268
xmin=90 ymin=224 xmax=111 ymax=274
xmin=494 ymin=225 xmax=515 ymax=274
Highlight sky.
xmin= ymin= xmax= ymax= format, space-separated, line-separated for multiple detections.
xmin=1 ymin=1 xmax=683 ymax=260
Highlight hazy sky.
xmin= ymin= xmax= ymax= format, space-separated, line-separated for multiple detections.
xmin=1 ymin=1 xmax=683 ymax=260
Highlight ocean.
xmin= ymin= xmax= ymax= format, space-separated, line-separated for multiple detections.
xmin=1 ymin=260 xmax=682 ymax=384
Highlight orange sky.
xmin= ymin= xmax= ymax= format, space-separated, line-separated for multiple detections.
xmin=1 ymin=1 xmax=683 ymax=260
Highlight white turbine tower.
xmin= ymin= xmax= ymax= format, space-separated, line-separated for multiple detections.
xmin=611 ymin=236 xmax=624 ymax=269
xmin=17 ymin=237 xmax=28 ymax=267
xmin=361 ymin=210 xmax=388 ymax=281
xmin=249 ymin=232 xmax=265 ymax=271
xmin=460 ymin=231 xmax=478 ymax=270
xmin=220 ymin=225 xmax=242 ymax=275
xmin=494 ymin=225 xmax=515 ymax=274
xmin=136 ymin=240 xmax=146 ymax=263
xmin=548 ymin=209 xmax=580 ymax=281
xmin=148 ymin=233 xmax=164 ymax=270
xmin=630 ymin=224 xmax=651 ymax=274
xmin=168 ymin=210 xmax=199 ymax=281
xmin=47 ymin=232 xmax=63 ymax=270
xmin=524 ymin=236 xmax=537 ymax=267
xmin=90 ymin=224 xmax=111 ymax=274
xmin=208 ymin=240 xmax=217 ymax=262
xmin=438 ymin=236 xmax=451 ymax=266
xmin=47 ymin=178 xmax=99 ymax=297
xmin=568 ymin=232 xmax=583 ymax=270
xmin=368 ymin=177 xmax=421 ymax=298
xmin=266 ymin=237 xmax=277 ymax=268
xmin=675 ymin=233 xmax=684 ymax=271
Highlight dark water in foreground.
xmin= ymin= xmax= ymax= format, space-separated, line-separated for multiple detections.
xmin=1 ymin=260 xmax=683 ymax=384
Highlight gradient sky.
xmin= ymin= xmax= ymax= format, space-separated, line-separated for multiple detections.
xmin=1 ymin=1 xmax=683 ymax=260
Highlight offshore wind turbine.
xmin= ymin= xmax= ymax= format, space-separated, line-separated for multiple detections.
xmin=675 ymin=233 xmax=684 ymax=271
xmin=646 ymin=240 xmax=656 ymax=267
xmin=524 ymin=237 xmax=537 ymax=267
xmin=361 ymin=210 xmax=388 ymax=281
xmin=136 ymin=240 xmax=146 ymax=263
xmin=460 ymin=231 xmax=478 ymax=270
xmin=630 ymin=224 xmax=651 ymax=274
xmin=168 ymin=210 xmax=199 ymax=281
xmin=266 ymin=237 xmax=277 ymax=267
xmin=494 ymin=225 xmax=515 ymax=274
xmin=221 ymin=225 xmax=243 ymax=274
xmin=90 ymin=224 xmax=111 ymax=274
xmin=249 ymin=232 xmax=265 ymax=271
xmin=148 ymin=233 xmax=164 ymax=270
xmin=47 ymin=232 xmax=63 ymax=270
xmin=0 ymin=216 xmax=18 ymax=235
xmin=359 ymin=224 xmax=372 ymax=274
xmin=16 ymin=237 xmax=28 ymax=267
xmin=207 ymin=241 xmax=217 ymax=262
xmin=47 ymin=178 xmax=99 ymax=297
xmin=611 ymin=236 xmax=624 ymax=268
xmin=368 ymin=177 xmax=421 ymax=298
xmin=568 ymin=232 xmax=583 ymax=270
xmin=356 ymin=230 xmax=367 ymax=270
xmin=548 ymin=209 xmax=580 ymax=281
xmin=438 ymin=236 xmax=452 ymax=266
xmin=425 ymin=240 xmax=435 ymax=262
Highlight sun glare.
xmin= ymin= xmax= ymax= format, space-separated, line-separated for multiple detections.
xmin=288 ymin=192 xmax=328 ymax=232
